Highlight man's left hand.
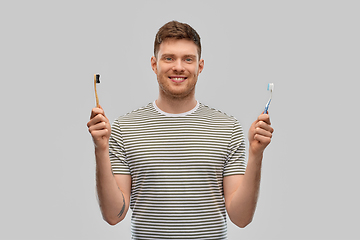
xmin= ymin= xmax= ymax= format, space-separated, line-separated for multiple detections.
xmin=248 ymin=113 xmax=274 ymax=156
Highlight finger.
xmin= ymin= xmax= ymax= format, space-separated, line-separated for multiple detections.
xmin=88 ymin=119 xmax=110 ymax=135
xmin=255 ymin=120 xmax=274 ymax=133
xmin=89 ymin=121 xmax=108 ymax=132
xmin=90 ymin=109 xmax=104 ymax=120
xmin=90 ymin=107 xmax=105 ymax=119
xmin=254 ymin=126 xmax=273 ymax=138
xmin=94 ymin=106 xmax=109 ymax=122
xmin=87 ymin=113 xmax=108 ymax=128
xmin=254 ymin=134 xmax=272 ymax=145
xmin=90 ymin=128 xmax=110 ymax=139
xmin=258 ymin=114 xmax=271 ymax=125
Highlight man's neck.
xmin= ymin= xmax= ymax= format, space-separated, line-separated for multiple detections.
xmin=155 ymin=95 xmax=197 ymax=114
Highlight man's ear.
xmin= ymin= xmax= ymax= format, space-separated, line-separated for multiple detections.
xmin=198 ymin=59 xmax=204 ymax=74
xmin=151 ymin=56 xmax=158 ymax=74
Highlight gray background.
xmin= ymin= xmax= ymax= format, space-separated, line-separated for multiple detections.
xmin=1 ymin=0 xmax=359 ymax=239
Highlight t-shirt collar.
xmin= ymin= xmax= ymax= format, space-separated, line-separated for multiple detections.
xmin=153 ymin=100 xmax=199 ymax=117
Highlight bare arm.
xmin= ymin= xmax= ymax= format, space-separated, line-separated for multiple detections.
xmin=87 ymin=106 xmax=131 ymax=225
xmin=224 ymin=113 xmax=273 ymax=228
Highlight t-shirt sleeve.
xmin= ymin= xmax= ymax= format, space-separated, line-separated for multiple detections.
xmin=109 ymin=119 xmax=131 ymax=175
xmin=223 ymin=118 xmax=247 ymax=176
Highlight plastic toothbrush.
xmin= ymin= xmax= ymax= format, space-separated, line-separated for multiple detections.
xmin=264 ymin=83 xmax=274 ymax=114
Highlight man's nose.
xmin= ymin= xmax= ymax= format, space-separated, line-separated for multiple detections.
xmin=172 ymin=59 xmax=185 ymax=72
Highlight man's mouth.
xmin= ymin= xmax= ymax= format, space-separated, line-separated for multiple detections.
xmin=169 ymin=76 xmax=187 ymax=83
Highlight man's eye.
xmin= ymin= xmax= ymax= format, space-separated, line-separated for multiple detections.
xmin=165 ymin=57 xmax=172 ymax=61
xmin=185 ymin=58 xmax=193 ymax=62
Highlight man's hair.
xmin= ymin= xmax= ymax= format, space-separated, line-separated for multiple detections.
xmin=154 ymin=20 xmax=201 ymax=59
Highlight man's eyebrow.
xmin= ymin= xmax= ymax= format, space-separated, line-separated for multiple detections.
xmin=161 ymin=53 xmax=175 ymax=58
xmin=183 ymin=54 xmax=196 ymax=59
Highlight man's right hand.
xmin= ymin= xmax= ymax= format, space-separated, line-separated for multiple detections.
xmin=87 ymin=106 xmax=111 ymax=151
xmin=87 ymin=106 xmax=131 ymax=225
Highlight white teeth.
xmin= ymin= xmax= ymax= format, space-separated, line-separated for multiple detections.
xmin=172 ymin=77 xmax=185 ymax=80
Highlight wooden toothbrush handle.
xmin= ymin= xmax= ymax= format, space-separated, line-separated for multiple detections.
xmin=94 ymin=74 xmax=99 ymax=107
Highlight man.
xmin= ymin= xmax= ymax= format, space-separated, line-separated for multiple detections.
xmin=87 ymin=21 xmax=274 ymax=239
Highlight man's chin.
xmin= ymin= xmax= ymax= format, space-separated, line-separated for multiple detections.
xmin=164 ymin=90 xmax=194 ymax=100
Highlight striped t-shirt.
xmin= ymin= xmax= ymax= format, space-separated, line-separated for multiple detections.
xmin=109 ymin=101 xmax=246 ymax=239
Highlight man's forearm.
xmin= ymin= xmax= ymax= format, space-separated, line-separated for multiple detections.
xmin=227 ymin=150 xmax=263 ymax=228
xmin=95 ymin=147 xmax=126 ymax=225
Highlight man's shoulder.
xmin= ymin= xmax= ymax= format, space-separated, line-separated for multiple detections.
xmin=198 ymin=102 xmax=238 ymax=123
xmin=115 ymin=102 xmax=156 ymax=122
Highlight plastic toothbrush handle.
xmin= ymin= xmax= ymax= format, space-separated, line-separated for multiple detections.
xmin=264 ymin=98 xmax=271 ymax=114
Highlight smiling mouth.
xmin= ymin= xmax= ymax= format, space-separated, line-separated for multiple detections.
xmin=169 ymin=76 xmax=187 ymax=82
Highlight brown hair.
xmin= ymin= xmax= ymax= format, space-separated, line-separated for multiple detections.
xmin=154 ymin=20 xmax=201 ymax=59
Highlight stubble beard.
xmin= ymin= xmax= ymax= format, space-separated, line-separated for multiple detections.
xmin=158 ymin=76 xmax=197 ymax=101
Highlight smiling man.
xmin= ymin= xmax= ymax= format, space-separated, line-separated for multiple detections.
xmin=152 ymin=37 xmax=203 ymax=112
xmin=87 ymin=21 xmax=274 ymax=239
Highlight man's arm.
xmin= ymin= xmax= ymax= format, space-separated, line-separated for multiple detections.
xmin=223 ymin=113 xmax=273 ymax=228
xmin=87 ymin=106 xmax=131 ymax=225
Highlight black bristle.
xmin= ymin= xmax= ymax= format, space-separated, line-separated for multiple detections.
xmin=96 ymin=74 xmax=100 ymax=83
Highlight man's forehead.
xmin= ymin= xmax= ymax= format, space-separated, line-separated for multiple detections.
xmin=158 ymin=39 xmax=199 ymax=56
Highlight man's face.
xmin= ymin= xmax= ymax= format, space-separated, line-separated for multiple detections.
xmin=151 ymin=39 xmax=204 ymax=99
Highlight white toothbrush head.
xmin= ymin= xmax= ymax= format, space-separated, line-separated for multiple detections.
xmin=267 ymin=83 xmax=274 ymax=99
xmin=267 ymin=83 xmax=274 ymax=92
